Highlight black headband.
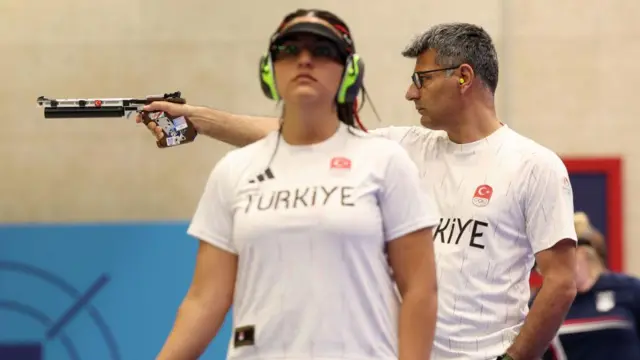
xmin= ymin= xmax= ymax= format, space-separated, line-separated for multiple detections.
xmin=271 ymin=20 xmax=354 ymax=55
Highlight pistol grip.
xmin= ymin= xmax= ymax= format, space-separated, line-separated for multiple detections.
xmin=140 ymin=110 xmax=197 ymax=148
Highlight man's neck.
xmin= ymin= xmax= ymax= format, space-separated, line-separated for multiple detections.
xmin=445 ymin=101 xmax=502 ymax=144
xmin=281 ymin=105 xmax=340 ymax=145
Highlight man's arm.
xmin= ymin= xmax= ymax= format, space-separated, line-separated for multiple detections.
xmin=139 ymin=101 xmax=279 ymax=147
xmin=181 ymin=106 xmax=415 ymax=147
xmin=505 ymin=152 xmax=578 ymax=360
xmin=189 ymin=106 xmax=279 ymax=147
xmin=138 ymin=102 xmax=423 ymax=148
xmin=506 ymin=239 xmax=576 ymax=359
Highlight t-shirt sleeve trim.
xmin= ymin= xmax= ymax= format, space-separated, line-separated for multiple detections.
xmin=386 ymin=216 xmax=440 ymax=242
xmin=187 ymin=226 xmax=238 ymax=254
xmin=531 ymin=234 xmax=578 ymax=254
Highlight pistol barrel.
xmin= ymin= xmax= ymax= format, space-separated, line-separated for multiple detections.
xmin=43 ymin=106 xmax=126 ymax=118
xmin=37 ymin=91 xmax=184 ymax=119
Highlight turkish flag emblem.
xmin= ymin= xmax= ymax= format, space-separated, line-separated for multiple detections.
xmin=472 ymin=185 xmax=493 ymax=207
xmin=330 ymin=157 xmax=351 ymax=169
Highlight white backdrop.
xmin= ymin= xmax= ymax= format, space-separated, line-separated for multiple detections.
xmin=1 ymin=0 xmax=638 ymax=274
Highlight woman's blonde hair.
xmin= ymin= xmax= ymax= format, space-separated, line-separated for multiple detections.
xmin=574 ymin=211 xmax=607 ymax=265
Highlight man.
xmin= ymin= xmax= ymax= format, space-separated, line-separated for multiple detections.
xmin=141 ymin=22 xmax=578 ymax=360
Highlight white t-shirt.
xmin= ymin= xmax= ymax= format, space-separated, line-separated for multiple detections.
xmin=188 ymin=123 xmax=440 ymax=360
xmin=372 ymin=124 xmax=577 ymax=360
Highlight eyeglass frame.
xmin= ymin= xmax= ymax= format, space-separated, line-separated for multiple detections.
xmin=411 ymin=65 xmax=462 ymax=89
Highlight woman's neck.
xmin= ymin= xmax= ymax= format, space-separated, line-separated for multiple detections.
xmin=281 ymin=105 xmax=341 ymax=145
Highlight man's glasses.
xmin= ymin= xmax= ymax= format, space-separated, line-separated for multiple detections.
xmin=411 ymin=66 xmax=461 ymax=89
xmin=271 ymin=42 xmax=343 ymax=63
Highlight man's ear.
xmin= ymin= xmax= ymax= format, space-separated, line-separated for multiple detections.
xmin=458 ymin=64 xmax=474 ymax=88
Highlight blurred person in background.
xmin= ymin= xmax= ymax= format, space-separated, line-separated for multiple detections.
xmin=141 ymin=21 xmax=578 ymax=360
xmin=541 ymin=212 xmax=640 ymax=359
xmin=156 ymin=9 xmax=440 ymax=360
xmin=573 ymin=212 xmax=608 ymax=268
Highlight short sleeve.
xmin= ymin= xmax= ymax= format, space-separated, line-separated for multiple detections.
xmin=379 ymin=143 xmax=440 ymax=242
xmin=369 ymin=126 xmax=414 ymax=143
xmin=522 ymin=152 xmax=577 ymax=254
xmin=187 ymin=154 xmax=237 ymax=254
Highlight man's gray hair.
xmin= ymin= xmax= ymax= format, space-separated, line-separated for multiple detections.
xmin=402 ymin=23 xmax=499 ymax=94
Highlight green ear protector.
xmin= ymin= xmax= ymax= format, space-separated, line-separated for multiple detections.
xmin=258 ymin=43 xmax=365 ymax=104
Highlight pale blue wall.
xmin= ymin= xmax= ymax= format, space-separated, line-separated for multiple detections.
xmin=0 ymin=223 xmax=232 ymax=360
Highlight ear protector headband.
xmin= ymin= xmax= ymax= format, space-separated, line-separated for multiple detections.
xmin=258 ymin=21 xmax=365 ymax=104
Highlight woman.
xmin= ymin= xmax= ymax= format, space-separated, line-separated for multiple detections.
xmin=542 ymin=213 xmax=640 ymax=360
xmin=155 ymin=9 xmax=440 ymax=360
